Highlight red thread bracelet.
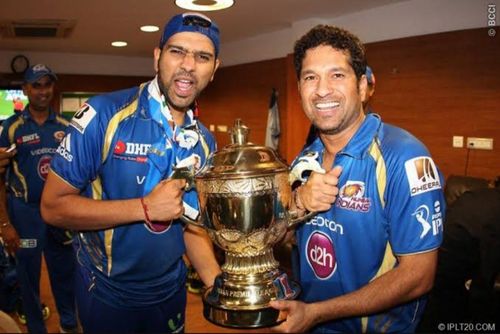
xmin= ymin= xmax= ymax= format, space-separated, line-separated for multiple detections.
xmin=140 ymin=198 xmax=152 ymax=224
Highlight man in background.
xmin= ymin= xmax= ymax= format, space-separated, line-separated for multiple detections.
xmin=418 ymin=178 xmax=500 ymax=331
xmin=0 ymin=64 xmax=77 ymax=333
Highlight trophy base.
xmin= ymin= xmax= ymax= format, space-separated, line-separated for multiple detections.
xmin=202 ymin=280 xmax=300 ymax=328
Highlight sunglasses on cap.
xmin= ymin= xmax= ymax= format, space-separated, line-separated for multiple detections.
xmin=182 ymin=15 xmax=211 ymax=28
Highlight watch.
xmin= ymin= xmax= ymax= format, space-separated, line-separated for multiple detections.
xmin=10 ymin=55 xmax=30 ymax=74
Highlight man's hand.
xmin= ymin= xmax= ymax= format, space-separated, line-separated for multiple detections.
xmin=0 ymin=147 xmax=16 ymax=174
xmin=298 ymin=165 xmax=342 ymax=212
xmin=269 ymin=300 xmax=317 ymax=333
xmin=1 ymin=223 xmax=20 ymax=256
xmin=142 ymin=179 xmax=187 ymax=222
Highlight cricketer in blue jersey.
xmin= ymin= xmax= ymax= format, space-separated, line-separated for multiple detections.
xmin=0 ymin=64 xmax=78 ymax=333
xmin=270 ymin=25 xmax=445 ymax=333
xmin=41 ymin=12 xmax=222 ymax=333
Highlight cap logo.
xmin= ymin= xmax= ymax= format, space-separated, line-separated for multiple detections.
xmin=32 ymin=64 xmax=50 ymax=73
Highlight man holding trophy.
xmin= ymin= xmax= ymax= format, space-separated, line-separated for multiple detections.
xmin=41 ymin=12 xmax=221 ymax=333
xmin=270 ymin=25 xmax=445 ymax=333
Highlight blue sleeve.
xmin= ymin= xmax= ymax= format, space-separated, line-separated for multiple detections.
xmin=0 ymin=121 xmax=11 ymax=147
xmin=50 ymin=101 xmax=104 ymax=190
xmin=384 ymin=139 xmax=445 ymax=255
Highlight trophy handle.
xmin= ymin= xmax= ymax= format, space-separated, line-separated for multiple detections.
xmin=171 ymin=166 xmax=207 ymax=229
xmin=287 ymin=210 xmax=316 ymax=229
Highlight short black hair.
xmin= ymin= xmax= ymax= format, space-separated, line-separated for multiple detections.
xmin=293 ymin=25 xmax=367 ymax=81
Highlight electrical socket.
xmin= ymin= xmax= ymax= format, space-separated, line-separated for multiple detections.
xmin=452 ymin=136 xmax=464 ymax=148
xmin=466 ymin=137 xmax=493 ymax=150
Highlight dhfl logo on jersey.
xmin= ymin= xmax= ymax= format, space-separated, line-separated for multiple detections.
xmin=37 ymin=155 xmax=52 ymax=180
xmin=335 ymin=181 xmax=371 ymax=212
xmin=16 ymin=133 xmax=41 ymax=145
xmin=306 ymin=231 xmax=337 ymax=280
xmin=113 ymin=140 xmax=151 ymax=163
xmin=405 ymin=157 xmax=441 ymax=196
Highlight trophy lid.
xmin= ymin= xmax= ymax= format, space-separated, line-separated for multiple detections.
xmin=197 ymin=119 xmax=288 ymax=179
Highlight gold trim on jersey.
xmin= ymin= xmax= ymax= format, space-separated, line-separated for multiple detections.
xmin=8 ymin=117 xmax=28 ymax=201
xmin=102 ymin=84 xmax=145 ymax=162
xmin=360 ymin=138 xmax=393 ymax=333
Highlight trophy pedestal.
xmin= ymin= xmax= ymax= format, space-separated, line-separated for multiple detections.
xmin=202 ymin=265 xmax=300 ymax=328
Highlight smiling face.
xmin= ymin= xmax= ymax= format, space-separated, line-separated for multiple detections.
xmin=298 ymin=45 xmax=367 ymax=136
xmin=154 ymin=31 xmax=220 ymax=114
xmin=23 ymin=76 xmax=55 ymax=114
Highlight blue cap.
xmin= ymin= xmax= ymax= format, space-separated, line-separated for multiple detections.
xmin=159 ymin=12 xmax=220 ymax=57
xmin=24 ymin=64 xmax=57 ymax=84
xmin=365 ymin=66 xmax=375 ymax=85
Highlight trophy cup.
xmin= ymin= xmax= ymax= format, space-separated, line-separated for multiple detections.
xmin=180 ymin=119 xmax=316 ymax=328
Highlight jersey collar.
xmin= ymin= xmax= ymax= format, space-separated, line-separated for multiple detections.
xmin=21 ymin=106 xmax=57 ymax=122
xmin=340 ymin=113 xmax=382 ymax=159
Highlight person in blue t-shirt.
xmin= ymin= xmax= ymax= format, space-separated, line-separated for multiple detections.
xmin=0 ymin=64 xmax=78 ymax=333
xmin=270 ymin=25 xmax=445 ymax=333
xmin=40 ymin=12 xmax=221 ymax=333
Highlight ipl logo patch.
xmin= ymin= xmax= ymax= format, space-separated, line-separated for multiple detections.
xmin=305 ymin=231 xmax=337 ymax=280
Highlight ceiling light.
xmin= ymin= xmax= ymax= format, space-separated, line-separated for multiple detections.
xmin=111 ymin=41 xmax=127 ymax=47
xmin=175 ymin=0 xmax=234 ymax=11
xmin=140 ymin=25 xmax=159 ymax=32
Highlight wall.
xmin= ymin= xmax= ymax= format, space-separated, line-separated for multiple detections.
xmin=3 ymin=27 xmax=497 ymax=180
xmin=284 ymin=27 xmax=500 ymax=180
xmin=197 ymin=58 xmax=288 ymax=156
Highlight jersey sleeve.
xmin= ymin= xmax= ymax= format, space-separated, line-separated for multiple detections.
xmin=384 ymin=141 xmax=445 ymax=255
xmin=0 ymin=121 xmax=10 ymax=147
xmin=50 ymin=102 xmax=104 ymax=190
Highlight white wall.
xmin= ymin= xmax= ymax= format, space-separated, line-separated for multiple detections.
xmin=0 ymin=0 xmax=492 ymax=76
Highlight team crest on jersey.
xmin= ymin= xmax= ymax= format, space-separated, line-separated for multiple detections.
xmin=16 ymin=132 xmax=40 ymax=145
xmin=335 ymin=181 xmax=371 ymax=212
xmin=37 ymin=155 xmax=52 ymax=180
xmin=405 ymin=157 xmax=441 ymax=196
xmin=306 ymin=231 xmax=337 ymax=280
xmin=70 ymin=103 xmax=96 ymax=134
xmin=53 ymin=130 xmax=65 ymax=142
xmin=113 ymin=140 xmax=151 ymax=163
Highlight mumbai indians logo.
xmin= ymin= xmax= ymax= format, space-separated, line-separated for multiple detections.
xmin=306 ymin=231 xmax=337 ymax=280
xmin=335 ymin=181 xmax=371 ymax=212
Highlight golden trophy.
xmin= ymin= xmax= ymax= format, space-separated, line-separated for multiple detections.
xmin=180 ymin=119 xmax=315 ymax=328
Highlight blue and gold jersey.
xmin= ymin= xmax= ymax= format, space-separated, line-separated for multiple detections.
xmin=50 ymin=78 xmax=216 ymax=307
xmin=0 ymin=108 xmax=68 ymax=203
xmin=291 ymin=114 xmax=445 ymax=333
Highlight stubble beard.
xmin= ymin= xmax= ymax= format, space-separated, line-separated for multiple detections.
xmin=157 ymin=70 xmax=197 ymax=112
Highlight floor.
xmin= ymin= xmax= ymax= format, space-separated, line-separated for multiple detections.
xmin=6 ymin=260 xmax=270 ymax=333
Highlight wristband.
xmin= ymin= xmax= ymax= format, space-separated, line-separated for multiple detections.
xmin=140 ymin=198 xmax=152 ymax=225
